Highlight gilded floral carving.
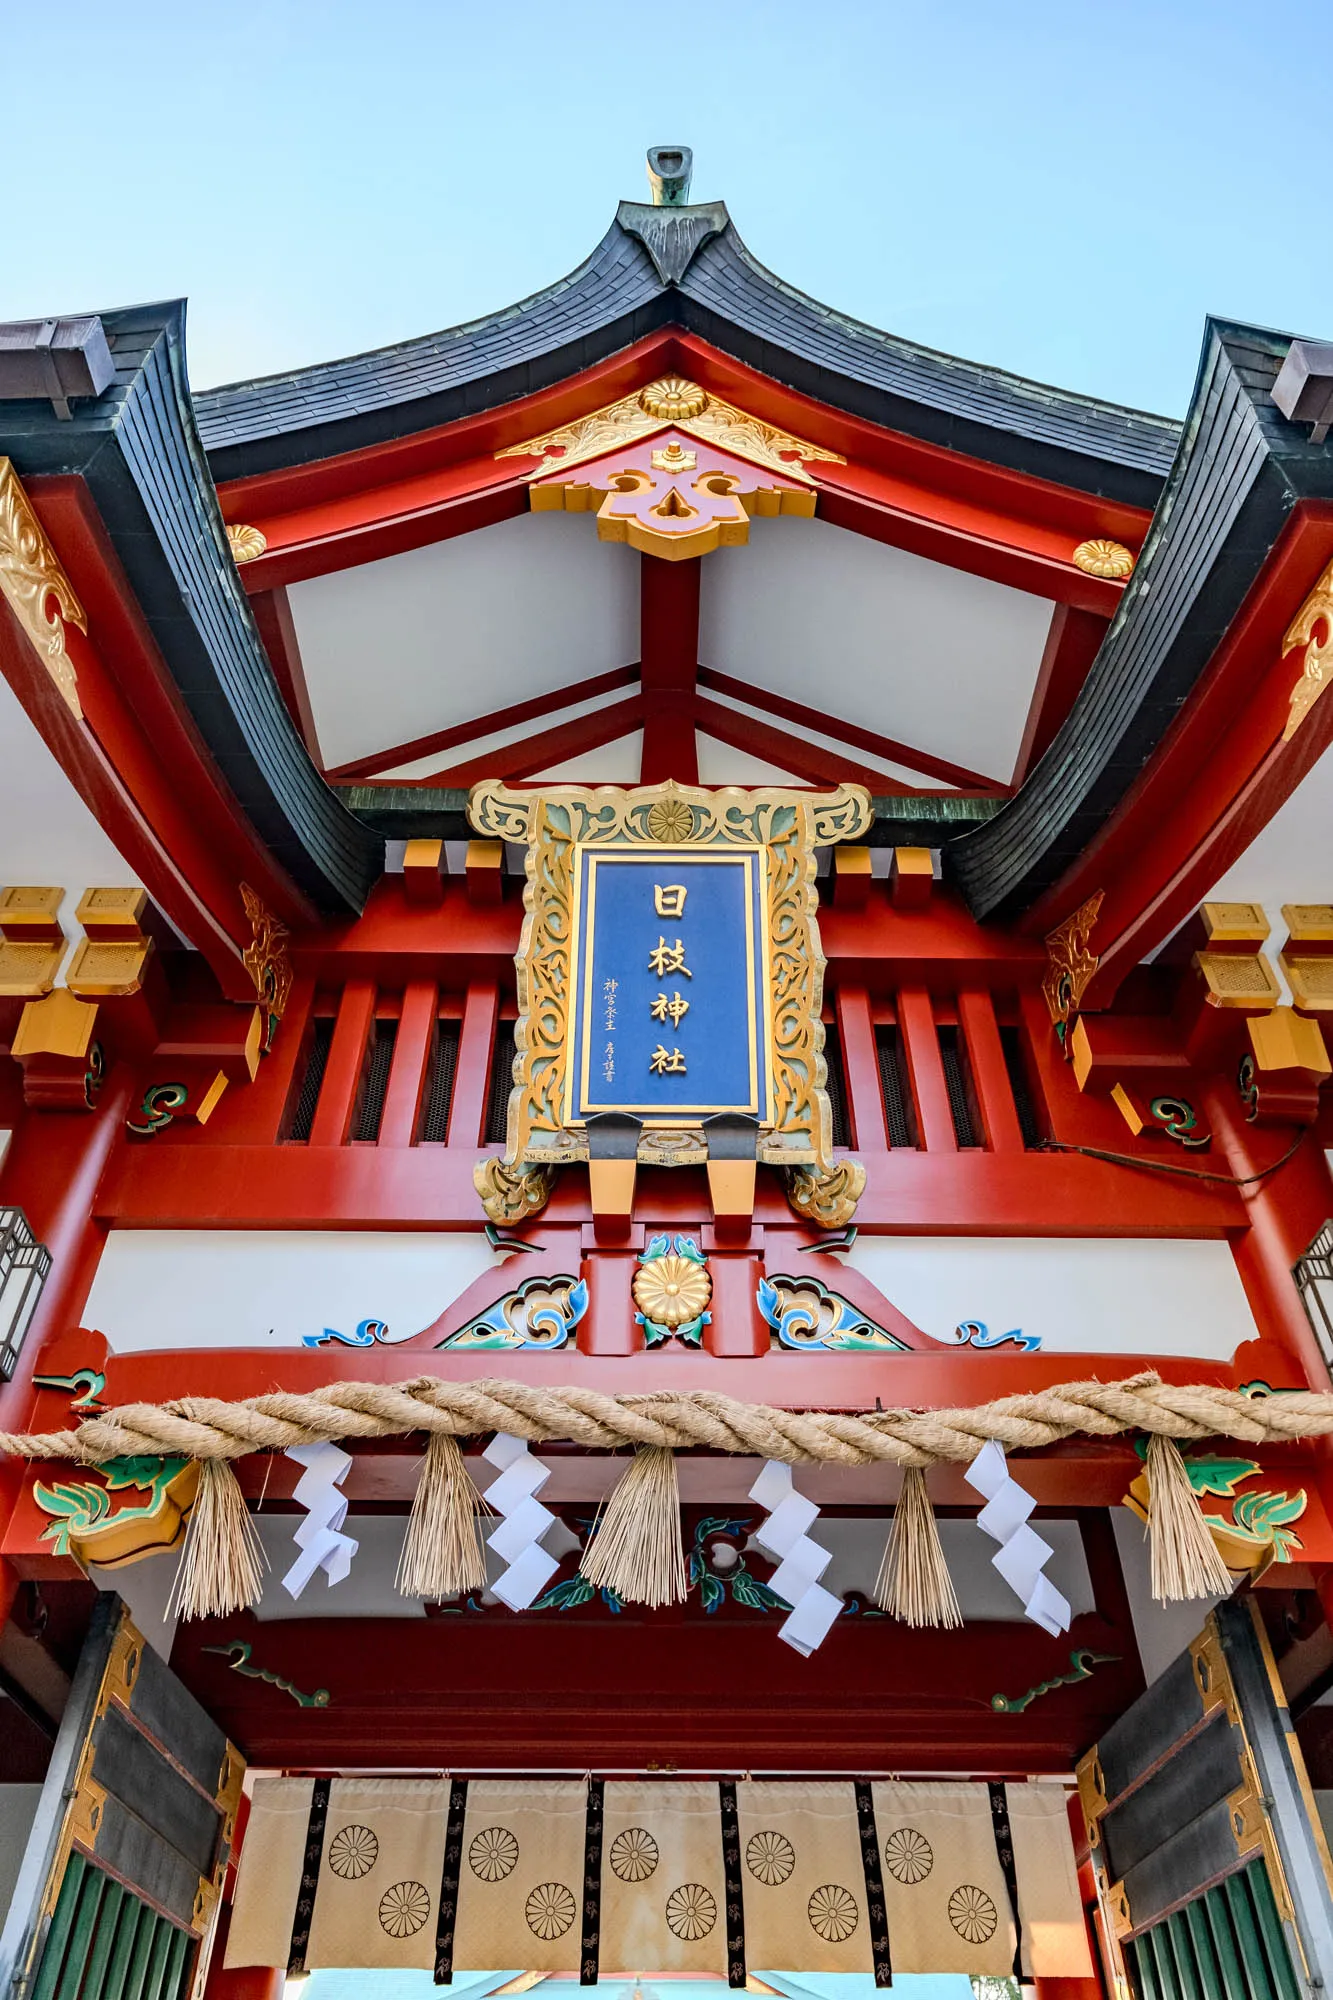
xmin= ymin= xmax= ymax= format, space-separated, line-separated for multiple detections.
xmin=0 ymin=458 xmax=86 ymax=718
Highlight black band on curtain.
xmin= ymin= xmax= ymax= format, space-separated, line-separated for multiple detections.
xmin=579 ymin=1777 xmax=605 ymax=1985
xmin=433 ymin=1778 xmax=469 ymax=1985
xmin=288 ymin=1777 xmax=331 ymax=1975
xmin=987 ymin=1780 xmax=1023 ymax=1980
xmin=718 ymin=1779 xmax=746 ymax=1988
xmin=855 ymin=1781 xmax=893 ymax=1987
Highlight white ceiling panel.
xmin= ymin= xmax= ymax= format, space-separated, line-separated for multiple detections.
xmin=287 ymin=512 xmax=640 ymax=769
xmin=529 ymin=732 xmax=644 ymax=782
xmin=1207 ymin=747 xmax=1333 ymax=909
xmin=699 ymin=516 xmax=1054 ymax=785
xmin=0 ymin=675 xmax=141 ymax=950
xmin=695 ymin=734 xmax=805 ymax=787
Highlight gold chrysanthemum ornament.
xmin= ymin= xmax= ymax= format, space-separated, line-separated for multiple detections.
xmin=632 ymin=1253 xmax=712 ymax=1328
xmin=226 ymin=523 xmax=267 ymax=564
xmin=1072 ymin=537 xmax=1135 ymax=579
xmin=646 ymin=795 xmax=695 ymax=843
xmin=639 ymin=377 xmax=709 ymax=421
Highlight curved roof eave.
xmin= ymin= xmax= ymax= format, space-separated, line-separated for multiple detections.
xmin=195 ymin=204 xmax=1178 ymax=506
xmin=950 ymin=314 xmax=1333 ymax=923
xmin=0 ymin=300 xmax=382 ymax=915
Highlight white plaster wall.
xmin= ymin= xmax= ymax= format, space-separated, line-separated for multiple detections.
xmin=81 ymin=1230 xmax=502 ymax=1352
xmin=0 ymin=1785 xmax=42 ymax=1930
xmin=845 ymin=1236 xmax=1258 ymax=1359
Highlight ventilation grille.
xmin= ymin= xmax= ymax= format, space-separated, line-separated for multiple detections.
xmin=287 ymin=1019 xmax=333 ymax=1141
xmin=999 ymin=1024 xmax=1043 ymax=1148
xmin=936 ymin=1026 xmax=980 ymax=1147
xmin=485 ymin=1022 xmax=518 ymax=1145
xmin=874 ymin=1026 xmax=918 ymax=1148
xmin=419 ymin=1021 xmax=461 ymax=1142
xmin=352 ymin=1020 xmax=398 ymax=1142
xmin=822 ymin=1019 xmax=852 ymax=1148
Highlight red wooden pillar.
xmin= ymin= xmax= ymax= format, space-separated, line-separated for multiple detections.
xmin=639 ymin=556 xmax=700 ymax=784
xmin=834 ymin=983 xmax=887 ymax=1150
xmin=1202 ymin=1083 xmax=1333 ymax=1387
xmin=897 ymin=988 xmax=956 ymax=1152
xmin=378 ymin=979 xmax=437 ymax=1147
xmin=958 ymin=989 xmax=1025 ymax=1153
xmin=0 ymin=1060 xmax=134 ymax=1431
xmin=448 ymin=981 xmax=500 ymax=1148
xmin=308 ymin=979 xmax=375 ymax=1146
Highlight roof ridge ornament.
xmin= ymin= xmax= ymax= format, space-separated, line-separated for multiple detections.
xmin=646 ymin=145 xmax=693 ymax=206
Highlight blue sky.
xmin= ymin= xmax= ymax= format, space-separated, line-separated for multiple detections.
xmin=5 ymin=0 xmax=1331 ymax=415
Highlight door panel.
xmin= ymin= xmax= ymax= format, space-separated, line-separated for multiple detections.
xmin=0 ymin=1596 xmax=243 ymax=2000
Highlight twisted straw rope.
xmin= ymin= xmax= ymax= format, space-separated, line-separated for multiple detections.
xmin=1 ymin=1371 xmax=1328 ymax=1470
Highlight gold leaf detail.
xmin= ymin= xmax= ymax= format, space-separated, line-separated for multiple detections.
xmin=633 ymin=1253 xmax=712 ymax=1328
xmin=0 ymin=458 xmax=85 ymax=718
xmin=1072 ymin=538 xmax=1135 ymax=579
xmin=1042 ymin=891 xmax=1104 ymax=1026
xmin=226 ymin=523 xmax=267 ymax=564
xmin=497 ymin=385 xmax=844 ymax=487
xmin=1283 ymin=557 xmax=1333 ymax=741
xmin=473 ymin=1156 xmax=557 ymax=1225
xmin=639 ymin=377 xmax=709 ymax=421
xmin=240 ymin=884 xmax=293 ymax=1040
xmin=784 ymin=1160 xmax=867 ymax=1228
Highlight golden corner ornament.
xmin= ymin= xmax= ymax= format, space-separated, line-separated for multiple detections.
xmin=467 ymin=778 xmax=872 ymax=1227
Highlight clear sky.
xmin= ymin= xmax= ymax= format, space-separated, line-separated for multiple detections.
xmin=6 ymin=0 xmax=1331 ymax=416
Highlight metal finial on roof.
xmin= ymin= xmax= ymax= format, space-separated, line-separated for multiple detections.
xmin=646 ymin=147 xmax=693 ymax=207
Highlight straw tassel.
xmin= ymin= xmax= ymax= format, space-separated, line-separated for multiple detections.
xmin=168 ymin=1459 xmax=267 ymax=1621
xmin=579 ymin=1447 xmax=686 ymax=1607
xmin=1146 ymin=1434 xmax=1235 ymax=1603
xmin=876 ymin=1466 xmax=962 ymax=1629
xmin=396 ymin=1432 xmax=490 ymax=1599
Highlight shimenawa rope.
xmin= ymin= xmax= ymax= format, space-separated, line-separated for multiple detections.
xmin=0 ymin=1370 xmax=1319 ymax=1469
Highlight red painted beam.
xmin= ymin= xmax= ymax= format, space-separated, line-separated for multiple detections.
xmin=448 ymin=980 xmax=499 ymax=1148
xmin=0 ymin=480 xmax=314 ymax=997
xmin=699 ymin=667 xmax=1007 ymax=792
xmin=249 ymin=586 xmax=323 ymax=767
xmin=1037 ymin=505 xmax=1333 ymax=993
xmin=421 ymin=694 xmax=644 ymax=789
xmin=326 ymin=665 xmax=640 ymax=783
xmin=1011 ymin=604 xmax=1107 ymax=786
xmin=217 ymin=328 xmax=1153 ymax=616
xmin=639 ymin=556 xmax=699 ymax=784
xmin=694 ymin=693 xmax=922 ymax=793
xmin=93 ymin=1140 xmax=1246 ymax=1234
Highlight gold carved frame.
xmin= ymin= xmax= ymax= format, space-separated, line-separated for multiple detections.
xmin=468 ymin=779 xmax=872 ymax=1225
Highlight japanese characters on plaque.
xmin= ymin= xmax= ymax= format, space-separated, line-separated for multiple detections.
xmin=567 ymin=849 xmax=773 ymax=1127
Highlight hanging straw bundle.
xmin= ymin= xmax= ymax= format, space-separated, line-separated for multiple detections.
xmin=579 ymin=1446 xmax=687 ymax=1607
xmin=1145 ymin=1434 xmax=1235 ymax=1603
xmin=397 ymin=1432 xmax=491 ymax=1599
xmin=875 ymin=1466 xmax=962 ymax=1629
xmin=168 ymin=1460 xmax=267 ymax=1621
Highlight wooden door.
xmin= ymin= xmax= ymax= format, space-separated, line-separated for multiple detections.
xmin=0 ymin=1595 xmax=244 ymax=2000
xmin=1079 ymin=1596 xmax=1333 ymax=1997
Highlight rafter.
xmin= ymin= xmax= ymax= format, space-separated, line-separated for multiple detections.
xmin=325 ymin=665 xmax=640 ymax=782
xmin=698 ymin=667 xmax=1007 ymax=792
xmin=414 ymin=693 xmax=644 ymax=789
xmin=693 ymin=694 xmax=922 ymax=793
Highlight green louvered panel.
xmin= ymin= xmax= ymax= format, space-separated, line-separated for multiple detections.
xmin=29 ymin=1857 xmax=195 ymax=2000
xmin=1126 ymin=1858 xmax=1301 ymax=2000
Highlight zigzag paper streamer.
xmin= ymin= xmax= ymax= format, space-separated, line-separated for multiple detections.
xmin=749 ymin=1460 xmax=843 ymax=1656
xmin=965 ymin=1438 xmax=1071 ymax=1636
xmin=282 ymin=1442 xmax=359 ymax=1598
xmin=483 ymin=1432 xmax=560 ymax=1610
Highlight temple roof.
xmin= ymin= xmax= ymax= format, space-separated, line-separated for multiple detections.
xmin=194 ymin=202 xmax=1178 ymax=505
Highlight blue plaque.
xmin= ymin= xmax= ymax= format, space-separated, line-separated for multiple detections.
xmin=567 ymin=848 xmax=771 ymax=1124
